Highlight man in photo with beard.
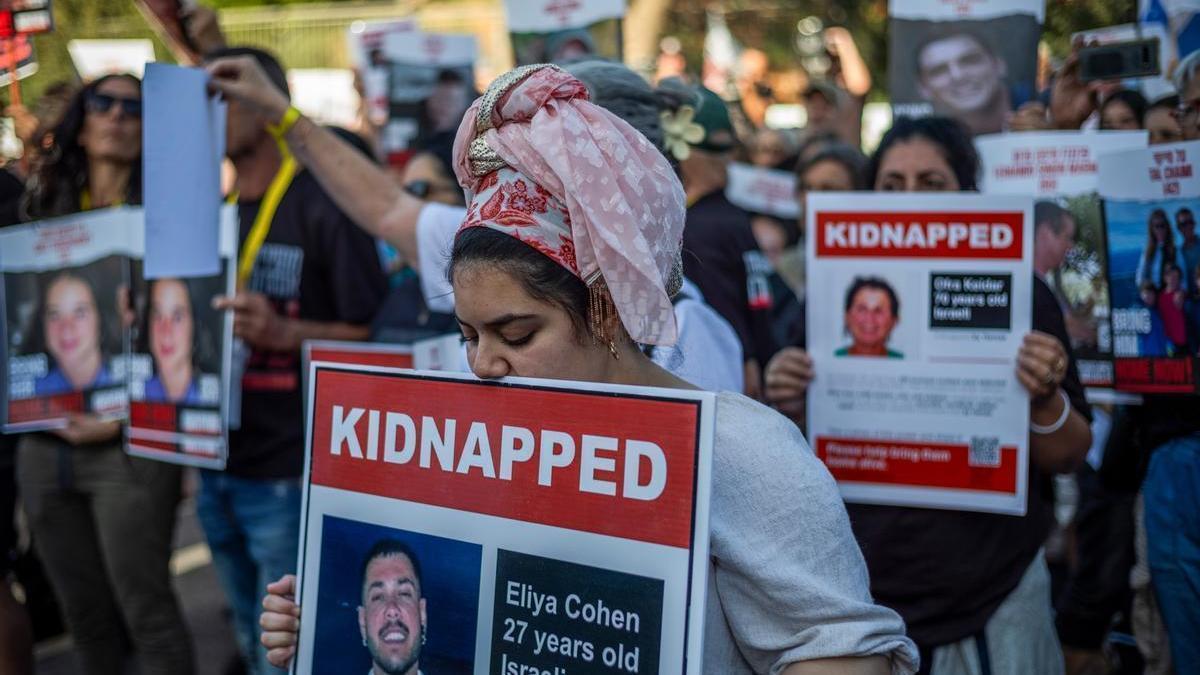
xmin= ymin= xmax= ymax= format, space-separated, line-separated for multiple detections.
xmin=358 ymin=540 xmax=427 ymax=675
xmin=914 ymin=29 xmax=1014 ymax=136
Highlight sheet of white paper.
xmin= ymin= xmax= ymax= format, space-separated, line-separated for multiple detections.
xmin=142 ymin=63 xmax=226 ymax=279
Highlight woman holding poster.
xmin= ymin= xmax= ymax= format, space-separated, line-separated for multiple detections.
xmin=14 ymin=75 xmax=195 ymax=674
xmin=242 ymin=64 xmax=918 ymax=673
xmin=768 ymin=116 xmax=1093 ymax=673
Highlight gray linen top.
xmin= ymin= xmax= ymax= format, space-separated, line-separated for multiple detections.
xmin=702 ymin=392 xmax=919 ymax=674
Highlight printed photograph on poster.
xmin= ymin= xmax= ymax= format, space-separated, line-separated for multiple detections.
xmin=310 ymin=515 xmax=480 ymax=675
xmin=1 ymin=209 xmax=137 ymax=431
xmin=366 ymin=31 xmax=477 ymax=168
xmin=976 ymin=131 xmax=1150 ymax=392
xmin=824 ymin=270 xmax=921 ymax=360
xmin=888 ymin=0 xmax=1043 ymax=136
xmin=1098 ymin=140 xmax=1200 ymax=393
xmin=125 ymin=206 xmax=235 ymax=468
xmin=806 ymin=192 xmax=1033 ymax=515
xmin=293 ymin=364 xmax=715 ymax=674
xmin=1104 ymin=198 xmax=1200 ymax=386
xmin=504 ymin=0 xmax=624 ymax=66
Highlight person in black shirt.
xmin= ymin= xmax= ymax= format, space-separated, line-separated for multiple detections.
xmin=765 ymin=117 xmax=1093 ymax=674
xmin=662 ymin=81 xmax=777 ymax=398
xmin=200 ymin=47 xmax=387 ymax=675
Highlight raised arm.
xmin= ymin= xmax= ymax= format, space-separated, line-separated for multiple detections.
xmin=206 ymin=56 xmax=425 ymax=264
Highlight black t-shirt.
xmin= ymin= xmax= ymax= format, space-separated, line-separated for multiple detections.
xmin=682 ymin=191 xmax=778 ymax=365
xmin=846 ymin=276 xmax=1092 ymax=648
xmin=229 ymin=170 xmax=387 ymax=479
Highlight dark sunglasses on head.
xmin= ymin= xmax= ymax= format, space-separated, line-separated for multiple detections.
xmin=85 ymin=92 xmax=142 ymax=118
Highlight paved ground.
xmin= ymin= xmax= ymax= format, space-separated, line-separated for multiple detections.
xmin=34 ymin=494 xmax=242 ymax=675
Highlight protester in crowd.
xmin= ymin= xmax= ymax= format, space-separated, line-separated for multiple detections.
xmin=1145 ymin=95 xmax=1183 ymax=145
xmin=201 ymin=46 xmax=388 ymax=675
xmin=1136 ymin=208 xmax=1186 ymax=289
xmin=16 ymin=74 xmax=194 ymax=675
xmin=204 ymin=56 xmax=745 ymax=393
xmin=142 ymin=278 xmax=211 ymax=405
xmin=802 ymin=82 xmax=840 ymax=138
xmin=255 ymin=63 xmax=918 ymax=675
xmin=660 ymin=79 xmax=778 ymax=398
xmin=766 ymin=116 xmax=1092 ymax=674
xmin=1099 ymin=89 xmax=1148 ymax=131
xmin=914 ymin=30 xmax=1016 ymax=135
xmin=749 ymin=127 xmax=798 ymax=170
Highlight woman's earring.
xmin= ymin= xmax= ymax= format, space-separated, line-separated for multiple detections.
xmin=608 ymin=339 xmax=620 ymax=360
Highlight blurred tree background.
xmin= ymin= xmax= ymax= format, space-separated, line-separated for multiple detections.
xmin=9 ymin=0 xmax=1140 ymax=106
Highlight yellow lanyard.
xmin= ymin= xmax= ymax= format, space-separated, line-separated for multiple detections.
xmin=79 ymin=189 xmax=123 ymax=211
xmin=231 ymin=149 xmax=299 ymax=289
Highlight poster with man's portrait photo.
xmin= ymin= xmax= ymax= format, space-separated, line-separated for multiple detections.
xmin=309 ymin=516 xmax=481 ymax=674
xmin=504 ymin=0 xmax=623 ymax=66
xmin=889 ymin=0 xmax=1044 ymax=136
xmin=0 ymin=209 xmax=138 ymax=432
xmin=1099 ymin=141 xmax=1200 ymax=394
xmin=125 ymin=206 xmax=236 ymax=468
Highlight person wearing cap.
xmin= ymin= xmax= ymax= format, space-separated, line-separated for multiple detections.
xmin=252 ymin=62 xmax=919 ymax=675
xmin=661 ymin=80 xmax=779 ymax=398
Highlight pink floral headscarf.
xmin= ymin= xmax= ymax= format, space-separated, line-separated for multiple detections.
xmin=451 ymin=64 xmax=686 ymax=346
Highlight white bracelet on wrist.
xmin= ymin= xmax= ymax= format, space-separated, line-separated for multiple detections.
xmin=1030 ymin=388 xmax=1071 ymax=435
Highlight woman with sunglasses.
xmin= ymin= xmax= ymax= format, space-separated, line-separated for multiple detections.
xmin=16 ymin=75 xmax=195 ymax=675
xmin=253 ymin=65 xmax=918 ymax=675
xmin=1136 ymin=208 xmax=1187 ymax=290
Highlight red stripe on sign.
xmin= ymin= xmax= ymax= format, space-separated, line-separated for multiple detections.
xmin=310 ymin=370 xmax=701 ymax=549
xmin=815 ymin=211 xmax=1024 ymax=259
xmin=130 ymin=402 xmax=178 ymax=431
xmin=309 ymin=348 xmax=413 ymax=370
xmin=7 ymin=393 xmax=84 ymax=423
xmin=815 ymin=436 xmax=1019 ymax=493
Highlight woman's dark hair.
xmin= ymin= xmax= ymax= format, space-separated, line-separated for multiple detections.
xmin=1101 ymin=89 xmax=1148 ymax=128
xmin=844 ymin=276 xmax=900 ymax=318
xmin=25 ymin=74 xmax=143 ymax=219
xmin=1144 ymin=208 xmax=1177 ymax=271
xmin=135 ymin=277 xmax=220 ymax=375
xmin=418 ymin=131 xmax=457 ymax=183
xmin=449 ymin=227 xmax=591 ymax=341
xmin=865 ymin=116 xmax=979 ymax=191
xmin=795 ymin=142 xmax=868 ymax=191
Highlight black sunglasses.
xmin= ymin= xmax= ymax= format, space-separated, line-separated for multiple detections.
xmin=85 ymin=92 xmax=142 ymax=118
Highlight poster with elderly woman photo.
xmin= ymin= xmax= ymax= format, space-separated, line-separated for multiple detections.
xmin=805 ymin=192 xmax=1034 ymax=515
xmin=888 ymin=0 xmax=1044 ymax=136
xmin=0 ymin=208 xmax=137 ymax=432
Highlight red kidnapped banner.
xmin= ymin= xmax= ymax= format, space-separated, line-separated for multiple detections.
xmin=816 ymin=211 xmax=1025 ymax=259
xmin=309 ymin=368 xmax=701 ymax=549
xmin=815 ymin=436 xmax=1019 ymax=494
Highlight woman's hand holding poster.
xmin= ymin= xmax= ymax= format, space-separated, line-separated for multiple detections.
xmin=805 ymin=192 xmax=1034 ymax=515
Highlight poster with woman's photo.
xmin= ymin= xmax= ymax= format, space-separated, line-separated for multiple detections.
xmin=504 ymin=0 xmax=623 ymax=66
xmin=1099 ymin=141 xmax=1200 ymax=393
xmin=0 ymin=208 xmax=137 ymax=432
xmin=888 ymin=0 xmax=1044 ymax=136
xmin=977 ymin=131 xmax=1149 ymax=396
xmin=805 ymin=193 xmax=1034 ymax=514
xmin=125 ymin=206 xmax=236 ymax=468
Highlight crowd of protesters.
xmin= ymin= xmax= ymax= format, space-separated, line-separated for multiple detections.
xmin=0 ymin=5 xmax=1197 ymax=675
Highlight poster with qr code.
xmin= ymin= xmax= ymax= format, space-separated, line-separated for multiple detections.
xmin=805 ymin=192 xmax=1033 ymax=515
